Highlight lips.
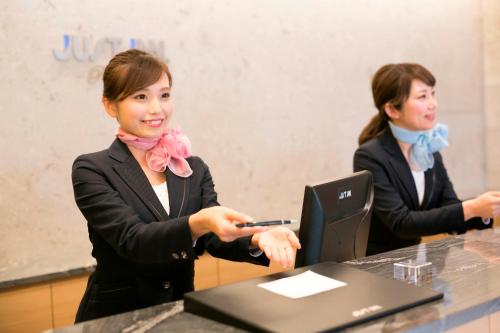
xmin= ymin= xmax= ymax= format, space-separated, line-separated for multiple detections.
xmin=142 ymin=119 xmax=163 ymax=127
xmin=424 ymin=114 xmax=436 ymax=121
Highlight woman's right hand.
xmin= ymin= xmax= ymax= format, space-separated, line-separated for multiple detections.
xmin=463 ymin=191 xmax=500 ymax=220
xmin=188 ymin=206 xmax=267 ymax=241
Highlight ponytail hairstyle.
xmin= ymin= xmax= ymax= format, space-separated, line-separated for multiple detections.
xmin=358 ymin=63 xmax=436 ymax=145
xmin=102 ymin=49 xmax=172 ymax=102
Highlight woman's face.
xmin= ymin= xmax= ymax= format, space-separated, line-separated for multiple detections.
xmin=390 ymin=79 xmax=438 ymax=131
xmin=106 ymin=72 xmax=173 ymax=138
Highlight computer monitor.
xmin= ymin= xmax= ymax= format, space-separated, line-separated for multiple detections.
xmin=295 ymin=170 xmax=373 ymax=268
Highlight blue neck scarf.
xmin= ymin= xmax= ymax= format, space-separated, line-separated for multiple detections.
xmin=388 ymin=122 xmax=449 ymax=171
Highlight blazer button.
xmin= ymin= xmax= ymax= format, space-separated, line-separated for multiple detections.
xmin=161 ymin=281 xmax=171 ymax=289
xmin=181 ymin=251 xmax=188 ymax=259
xmin=172 ymin=253 xmax=180 ymax=260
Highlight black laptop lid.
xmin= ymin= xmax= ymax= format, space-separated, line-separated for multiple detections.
xmin=184 ymin=262 xmax=443 ymax=333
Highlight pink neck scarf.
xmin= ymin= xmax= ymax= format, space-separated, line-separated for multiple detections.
xmin=116 ymin=126 xmax=193 ymax=178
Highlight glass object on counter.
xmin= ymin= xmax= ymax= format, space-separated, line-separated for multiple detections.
xmin=394 ymin=260 xmax=432 ymax=285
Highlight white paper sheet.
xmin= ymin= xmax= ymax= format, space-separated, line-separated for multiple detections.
xmin=257 ymin=270 xmax=347 ymax=299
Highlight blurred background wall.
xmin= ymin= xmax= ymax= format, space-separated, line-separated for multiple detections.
xmin=0 ymin=0 xmax=498 ymax=275
xmin=483 ymin=0 xmax=500 ymax=190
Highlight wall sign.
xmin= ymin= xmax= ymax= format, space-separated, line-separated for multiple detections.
xmin=53 ymin=34 xmax=166 ymax=62
xmin=53 ymin=34 xmax=168 ymax=83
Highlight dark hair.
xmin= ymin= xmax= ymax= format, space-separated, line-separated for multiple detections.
xmin=358 ymin=63 xmax=436 ymax=145
xmin=102 ymin=49 xmax=172 ymax=102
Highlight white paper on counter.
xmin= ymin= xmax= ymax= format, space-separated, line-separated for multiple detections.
xmin=257 ymin=270 xmax=347 ymax=299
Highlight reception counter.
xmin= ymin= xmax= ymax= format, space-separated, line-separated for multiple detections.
xmin=44 ymin=227 xmax=500 ymax=333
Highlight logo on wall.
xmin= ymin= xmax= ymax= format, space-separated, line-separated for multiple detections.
xmin=53 ymin=34 xmax=168 ymax=83
xmin=53 ymin=34 xmax=166 ymax=62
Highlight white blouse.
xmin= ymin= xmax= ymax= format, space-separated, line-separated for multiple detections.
xmin=152 ymin=182 xmax=170 ymax=215
xmin=411 ymin=170 xmax=425 ymax=206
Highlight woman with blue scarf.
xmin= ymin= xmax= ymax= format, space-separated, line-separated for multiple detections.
xmin=354 ymin=63 xmax=500 ymax=255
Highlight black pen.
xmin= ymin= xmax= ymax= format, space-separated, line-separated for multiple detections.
xmin=235 ymin=219 xmax=298 ymax=228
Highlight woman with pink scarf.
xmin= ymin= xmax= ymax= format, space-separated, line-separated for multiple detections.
xmin=72 ymin=49 xmax=300 ymax=322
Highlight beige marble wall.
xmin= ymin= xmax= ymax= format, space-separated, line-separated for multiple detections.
xmin=0 ymin=1 xmax=489 ymax=273
xmin=483 ymin=0 xmax=500 ymax=189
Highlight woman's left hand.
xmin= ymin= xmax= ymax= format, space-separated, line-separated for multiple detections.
xmin=251 ymin=227 xmax=301 ymax=268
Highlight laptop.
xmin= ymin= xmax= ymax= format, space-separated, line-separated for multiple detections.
xmin=184 ymin=261 xmax=443 ymax=332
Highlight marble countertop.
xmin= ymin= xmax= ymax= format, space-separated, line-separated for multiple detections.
xmin=43 ymin=227 xmax=500 ymax=333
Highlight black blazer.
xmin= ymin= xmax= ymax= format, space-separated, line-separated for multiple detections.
xmin=72 ymin=139 xmax=268 ymax=322
xmin=353 ymin=129 xmax=489 ymax=255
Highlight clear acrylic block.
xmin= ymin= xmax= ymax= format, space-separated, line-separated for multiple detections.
xmin=393 ymin=260 xmax=432 ymax=285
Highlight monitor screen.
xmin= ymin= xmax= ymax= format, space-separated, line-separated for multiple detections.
xmin=295 ymin=170 xmax=373 ymax=268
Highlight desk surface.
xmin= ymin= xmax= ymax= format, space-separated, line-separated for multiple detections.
xmin=46 ymin=228 xmax=500 ymax=333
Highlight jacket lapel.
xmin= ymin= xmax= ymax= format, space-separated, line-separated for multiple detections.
xmin=380 ymin=130 xmax=420 ymax=209
xmin=166 ymin=167 xmax=191 ymax=218
xmin=109 ymin=139 xmax=170 ymax=221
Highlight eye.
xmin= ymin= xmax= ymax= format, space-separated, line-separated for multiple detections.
xmin=134 ymin=94 xmax=147 ymax=100
xmin=418 ymin=94 xmax=426 ymax=100
xmin=162 ymin=92 xmax=171 ymax=99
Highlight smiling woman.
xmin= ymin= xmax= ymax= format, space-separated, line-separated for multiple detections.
xmin=71 ymin=49 xmax=300 ymax=323
xmin=383 ymin=79 xmax=437 ymax=132
xmin=353 ymin=63 xmax=500 ymax=255
xmin=103 ymin=73 xmax=173 ymax=140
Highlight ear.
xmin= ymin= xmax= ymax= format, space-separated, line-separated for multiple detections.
xmin=383 ymin=103 xmax=400 ymax=121
xmin=102 ymin=96 xmax=118 ymax=118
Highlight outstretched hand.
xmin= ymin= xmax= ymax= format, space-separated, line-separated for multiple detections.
xmin=251 ymin=226 xmax=301 ymax=268
xmin=463 ymin=191 xmax=500 ymax=220
xmin=188 ymin=206 xmax=267 ymax=242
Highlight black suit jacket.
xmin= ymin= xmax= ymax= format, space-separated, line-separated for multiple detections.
xmin=72 ymin=139 xmax=268 ymax=322
xmin=353 ymin=129 xmax=489 ymax=255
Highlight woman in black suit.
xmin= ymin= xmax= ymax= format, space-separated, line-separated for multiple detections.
xmin=72 ymin=49 xmax=300 ymax=322
xmin=353 ymin=63 xmax=500 ymax=255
